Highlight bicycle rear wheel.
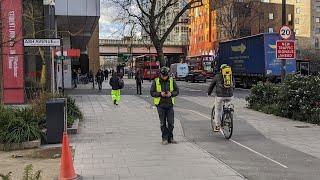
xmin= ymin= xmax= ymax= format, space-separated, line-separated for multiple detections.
xmin=221 ymin=112 xmax=233 ymax=139
xmin=211 ymin=106 xmax=215 ymax=132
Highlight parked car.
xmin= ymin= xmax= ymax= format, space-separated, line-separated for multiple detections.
xmin=185 ymin=71 xmax=207 ymax=83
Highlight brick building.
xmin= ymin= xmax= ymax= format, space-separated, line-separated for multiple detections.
xmin=188 ymin=0 xmax=294 ymax=57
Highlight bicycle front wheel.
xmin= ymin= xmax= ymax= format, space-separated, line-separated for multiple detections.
xmin=211 ymin=106 xmax=215 ymax=132
xmin=221 ymin=112 xmax=233 ymax=139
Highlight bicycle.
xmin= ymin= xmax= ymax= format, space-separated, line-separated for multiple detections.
xmin=211 ymin=100 xmax=234 ymax=139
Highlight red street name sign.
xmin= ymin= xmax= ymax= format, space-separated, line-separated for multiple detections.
xmin=276 ymin=40 xmax=296 ymax=59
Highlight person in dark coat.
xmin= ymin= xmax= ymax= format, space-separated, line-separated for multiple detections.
xmin=104 ymin=69 xmax=109 ymax=80
xmin=150 ymin=67 xmax=179 ymax=145
xmin=109 ymin=72 xmax=123 ymax=105
xmin=72 ymin=69 xmax=77 ymax=88
xmin=96 ymin=69 xmax=104 ymax=91
xmin=207 ymin=64 xmax=234 ymax=132
xmin=135 ymin=69 xmax=143 ymax=95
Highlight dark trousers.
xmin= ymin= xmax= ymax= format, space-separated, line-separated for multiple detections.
xmin=98 ymin=81 xmax=102 ymax=90
xmin=72 ymin=79 xmax=77 ymax=88
xmin=157 ymin=105 xmax=174 ymax=141
xmin=136 ymin=82 xmax=142 ymax=95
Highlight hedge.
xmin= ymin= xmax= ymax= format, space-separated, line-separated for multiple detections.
xmin=246 ymin=75 xmax=320 ymax=124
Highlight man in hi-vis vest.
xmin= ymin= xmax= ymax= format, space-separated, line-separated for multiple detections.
xmin=150 ymin=67 xmax=179 ymax=145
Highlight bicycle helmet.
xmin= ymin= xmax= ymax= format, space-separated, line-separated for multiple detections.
xmin=220 ymin=64 xmax=228 ymax=69
xmin=160 ymin=67 xmax=170 ymax=76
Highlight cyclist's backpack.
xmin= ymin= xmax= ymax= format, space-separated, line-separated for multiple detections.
xmin=221 ymin=66 xmax=233 ymax=88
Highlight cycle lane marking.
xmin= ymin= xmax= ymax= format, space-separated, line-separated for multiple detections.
xmin=186 ymin=109 xmax=289 ymax=169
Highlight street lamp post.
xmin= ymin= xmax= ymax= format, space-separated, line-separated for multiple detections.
xmin=60 ymin=37 xmax=64 ymax=96
xmin=281 ymin=0 xmax=287 ymax=82
xmin=149 ymin=45 xmax=151 ymax=82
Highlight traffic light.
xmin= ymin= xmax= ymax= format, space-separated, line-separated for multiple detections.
xmin=118 ymin=54 xmax=130 ymax=63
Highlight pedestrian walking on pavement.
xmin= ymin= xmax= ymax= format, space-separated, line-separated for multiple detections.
xmin=109 ymin=72 xmax=124 ymax=106
xmin=150 ymin=67 xmax=179 ymax=145
xmin=96 ymin=69 xmax=104 ymax=91
xmin=135 ymin=69 xmax=143 ymax=95
xmin=72 ymin=69 xmax=78 ymax=88
xmin=104 ymin=69 xmax=109 ymax=80
xmin=207 ymin=64 xmax=234 ymax=132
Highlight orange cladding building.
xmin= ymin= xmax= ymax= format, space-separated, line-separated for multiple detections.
xmin=188 ymin=0 xmax=218 ymax=57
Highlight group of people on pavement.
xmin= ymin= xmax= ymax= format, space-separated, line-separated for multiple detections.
xmin=105 ymin=64 xmax=234 ymax=145
xmin=72 ymin=68 xmax=115 ymax=89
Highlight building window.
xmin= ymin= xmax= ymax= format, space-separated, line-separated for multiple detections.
xmin=296 ymin=8 xmax=301 ymax=14
xmin=288 ymin=14 xmax=293 ymax=25
xmin=295 ymin=29 xmax=300 ymax=35
xmin=316 ymin=28 xmax=320 ymax=34
xmin=175 ymin=27 xmax=179 ymax=33
xmin=295 ymin=18 xmax=299 ymax=24
xmin=315 ymin=38 xmax=319 ymax=48
xmin=317 ymin=6 xmax=320 ymax=12
xmin=317 ymin=17 xmax=320 ymax=23
xmin=269 ymin=13 xmax=274 ymax=20
xmin=268 ymin=28 xmax=274 ymax=33
xmin=261 ymin=0 xmax=270 ymax=2
xmin=288 ymin=14 xmax=292 ymax=22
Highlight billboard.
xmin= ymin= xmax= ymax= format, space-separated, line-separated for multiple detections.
xmin=1 ymin=0 xmax=25 ymax=104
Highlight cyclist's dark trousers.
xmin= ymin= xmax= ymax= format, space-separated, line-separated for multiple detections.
xmin=136 ymin=82 xmax=142 ymax=95
xmin=157 ymin=105 xmax=174 ymax=141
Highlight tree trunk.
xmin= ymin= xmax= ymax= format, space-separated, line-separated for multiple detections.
xmin=155 ymin=44 xmax=165 ymax=67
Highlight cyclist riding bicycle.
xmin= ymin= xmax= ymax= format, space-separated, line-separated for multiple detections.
xmin=207 ymin=64 xmax=234 ymax=132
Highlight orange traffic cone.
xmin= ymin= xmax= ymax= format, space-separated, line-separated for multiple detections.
xmin=60 ymin=132 xmax=78 ymax=180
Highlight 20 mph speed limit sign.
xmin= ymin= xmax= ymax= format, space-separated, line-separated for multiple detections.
xmin=279 ymin=26 xmax=292 ymax=39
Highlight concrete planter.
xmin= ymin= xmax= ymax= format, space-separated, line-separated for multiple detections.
xmin=67 ymin=118 xmax=79 ymax=134
xmin=0 ymin=139 xmax=41 ymax=151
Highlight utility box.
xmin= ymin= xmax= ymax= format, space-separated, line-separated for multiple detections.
xmin=46 ymin=99 xmax=66 ymax=144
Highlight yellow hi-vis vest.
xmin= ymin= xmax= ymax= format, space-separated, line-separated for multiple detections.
xmin=154 ymin=77 xmax=175 ymax=105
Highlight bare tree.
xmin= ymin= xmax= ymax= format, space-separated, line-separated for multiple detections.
xmin=213 ymin=0 xmax=262 ymax=40
xmin=23 ymin=0 xmax=48 ymax=89
xmin=111 ymin=0 xmax=203 ymax=66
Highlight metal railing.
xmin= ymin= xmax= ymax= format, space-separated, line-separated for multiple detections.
xmin=99 ymin=39 xmax=188 ymax=46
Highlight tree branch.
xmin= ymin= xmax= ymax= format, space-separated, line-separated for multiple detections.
xmin=161 ymin=0 xmax=203 ymax=44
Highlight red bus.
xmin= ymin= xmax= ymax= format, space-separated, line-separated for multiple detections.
xmin=134 ymin=54 xmax=160 ymax=80
xmin=186 ymin=55 xmax=215 ymax=78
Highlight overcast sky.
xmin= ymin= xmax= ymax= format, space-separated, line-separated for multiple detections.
xmin=99 ymin=0 xmax=123 ymax=39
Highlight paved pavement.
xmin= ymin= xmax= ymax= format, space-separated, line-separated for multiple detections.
xmin=68 ymin=78 xmax=320 ymax=179
xmin=70 ymin=93 xmax=245 ymax=179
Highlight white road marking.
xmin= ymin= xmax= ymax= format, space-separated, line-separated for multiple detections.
xmin=187 ymin=109 xmax=289 ymax=169
xmin=189 ymin=109 xmax=212 ymax=119
xmin=180 ymin=87 xmax=202 ymax=92
xmin=230 ymin=139 xmax=288 ymax=169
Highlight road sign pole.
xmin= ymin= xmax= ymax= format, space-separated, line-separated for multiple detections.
xmin=281 ymin=0 xmax=286 ymax=82
xmin=61 ymin=37 xmax=64 ymax=96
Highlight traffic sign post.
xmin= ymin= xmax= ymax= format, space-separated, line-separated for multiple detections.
xmin=276 ymin=40 xmax=296 ymax=59
xmin=279 ymin=26 xmax=292 ymax=40
xmin=281 ymin=0 xmax=287 ymax=82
